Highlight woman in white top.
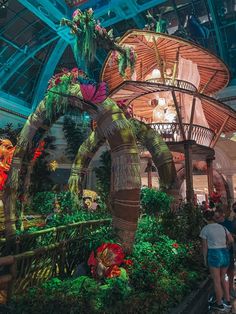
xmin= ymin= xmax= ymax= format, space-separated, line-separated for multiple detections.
xmin=200 ymin=210 xmax=233 ymax=311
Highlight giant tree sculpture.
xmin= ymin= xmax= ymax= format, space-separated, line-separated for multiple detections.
xmin=3 ymin=69 xmax=142 ymax=251
xmin=3 ymin=66 xmax=178 ymax=251
xmin=69 ymin=118 xmax=177 ymax=196
xmin=2 ymin=9 xmax=178 ymax=252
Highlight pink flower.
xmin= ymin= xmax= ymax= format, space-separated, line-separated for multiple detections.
xmin=72 ymin=9 xmax=81 ymax=18
xmin=54 ymin=77 xmax=61 ymax=85
xmin=95 ymin=24 xmax=102 ymax=32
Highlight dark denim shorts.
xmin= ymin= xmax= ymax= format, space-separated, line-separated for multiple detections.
xmin=208 ymin=248 xmax=230 ymax=268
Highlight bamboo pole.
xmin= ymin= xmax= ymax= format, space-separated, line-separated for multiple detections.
xmin=152 ymin=36 xmax=165 ymax=83
xmin=188 ymin=96 xmax=196 ymax=140
xmin=172 ymin=48 xmax=180 ymax=84
xmin=184 ymin=141 xmax=194 ymax=203
xmin=171 ymin=90 xmax=186 ymax=141
xmin=200 ymin=70 xmax=218 ymax=93
xmin=210 ymin=116 xmax=229 ymax=148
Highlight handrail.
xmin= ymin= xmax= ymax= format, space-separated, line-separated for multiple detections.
xmin=146 ymin=78 xmax=197 ymax=93
xmin=0 ymin=219 xmax=111 ymax=256
xmin=0 ymin=218 xmax=112 ymax=301
xmin=148 ymin=122 xmax=215 ymax=147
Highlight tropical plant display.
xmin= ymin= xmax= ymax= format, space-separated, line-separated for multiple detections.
xmin=17 ymin=191 xmax=110 ymax=233
xmin=9 ymin=212 xmax=205 ymax=314
xmin=160 ymin=202 xmax=204 ymax=242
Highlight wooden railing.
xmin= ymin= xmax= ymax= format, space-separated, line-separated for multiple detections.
xmin=146 ymin=78 xmax=197 ymax=92
xmin=149 ymin=123 xmax=215 ymax=147
xmin=0 ymin=219 xmax=111 ymax=302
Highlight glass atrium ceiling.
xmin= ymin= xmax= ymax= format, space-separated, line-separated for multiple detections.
xmin=0 ymin=0 xmax=236 ymax=111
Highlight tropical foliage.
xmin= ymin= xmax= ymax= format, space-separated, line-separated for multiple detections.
xmin=10 ymin=211 xmax=205 ymax=313
xmin=63 ymin=114 xmax=91 ymax=161
xmin=140 ymin=187 xmax=173 ymax=215
xmin=0 ymin=123 xmax=22 ymax=145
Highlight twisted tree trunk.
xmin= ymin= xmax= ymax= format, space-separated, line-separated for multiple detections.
xmin=129 ymin=119 xmax=178 ymax=192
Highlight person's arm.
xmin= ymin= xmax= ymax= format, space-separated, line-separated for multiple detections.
xmin=202 ymin=238 xmax=208 ymax=267
xmin=226 ymin=230 xmax=234 ymax=244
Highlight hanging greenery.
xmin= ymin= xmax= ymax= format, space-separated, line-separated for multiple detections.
xmin=45 ymin=70 xmax=76 ymax=121
xmin=63 ymin=114 xmax=91 ymax=161
xmin=61 ymin=8 xmax=137 ymax=77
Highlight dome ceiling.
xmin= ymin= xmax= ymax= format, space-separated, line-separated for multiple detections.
xmin=0 ymin=0 xmax=235 ymax=116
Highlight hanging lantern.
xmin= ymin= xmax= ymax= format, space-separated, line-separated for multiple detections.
xmin=151 ymin=68 xmax=161 ymax=79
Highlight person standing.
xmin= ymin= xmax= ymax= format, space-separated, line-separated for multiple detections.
xmin=200 ymin=210 xmax=233 ymax=311
xmin=215 ymin=205 xmax=236 ymax=299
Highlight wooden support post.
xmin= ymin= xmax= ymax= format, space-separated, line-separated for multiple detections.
xmin=171 ymin=90 xmax=186 ymax=141
xmin=184 ymin=141 xmax=194 ymax=203
xmin=206 ymin=157 xmax=214 ymax=196
xmin=188 ymin=96 xmax=196 ymax=140
xmin=147 ymin=158 xmax=153 ymax=188
xmin=172 ymin=48 xmax=180 ymax=84
xmin=200 ymin=70 xmax=218 ymax=93
xmin=211 ymin=116 xmax=229 ymax=147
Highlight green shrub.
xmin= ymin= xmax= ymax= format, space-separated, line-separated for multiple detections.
xmin=30 ymin=191 xmax=80 ymax=216
xmin=160 ymin=203 xmax=204 ymax=242
xmin=135 ymin=215 xmax=163 ymax=243
xmin=30 ymin=191 xmax=56 ymax=215
xmin=140 ymin=188 xmax=173 ymax=215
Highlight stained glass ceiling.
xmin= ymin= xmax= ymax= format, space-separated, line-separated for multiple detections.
xmin=0 ymin=0 xmax=235 ymax=115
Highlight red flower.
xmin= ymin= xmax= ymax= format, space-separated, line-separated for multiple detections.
xmin=123 ymin=259 xmax=133 ymax=266
xmin=32 ymin=141 xmax=45 ymax=161
xmin=96 ymin=243 xmax=125 ymax=266
xmin=0 ymin=170 xmax=7 ymax=191
xmin=54 ymin=77 xmax=61 ymax=85
xmin=172 ymin=243 xmax=179 ymax=249
xmin=87 ymin=243 xmax=125 ymax=279
xmin=88 ymin=251 xmax=97 ymax=267
xmin=210 ymin=191 xmax=221 ymax=204
xmin=106 ymin=265 xmax=121 ymax=278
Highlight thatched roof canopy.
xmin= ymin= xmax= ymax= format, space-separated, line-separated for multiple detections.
xmin=101 ymin=30 xmax=230 ymax=95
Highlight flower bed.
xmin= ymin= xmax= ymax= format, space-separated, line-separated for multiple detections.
xmin=9 ymin=212 xmax=206 ymax=314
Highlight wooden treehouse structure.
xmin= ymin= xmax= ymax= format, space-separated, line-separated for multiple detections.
xmin=101 ymin=30 xmax=236 ymax=203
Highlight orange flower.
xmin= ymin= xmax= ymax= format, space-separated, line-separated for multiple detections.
xmin=106 ymin=265 xmax=121 ymax=278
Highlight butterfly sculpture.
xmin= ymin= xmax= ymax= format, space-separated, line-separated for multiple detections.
xmin=79 ymin=78 xmax=108 ymax=104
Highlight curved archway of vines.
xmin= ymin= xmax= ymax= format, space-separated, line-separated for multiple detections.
xmin=3 ymin=91 xmax=141 ymax=253
xmin=69 ymin=118 xmax=179 ymax=198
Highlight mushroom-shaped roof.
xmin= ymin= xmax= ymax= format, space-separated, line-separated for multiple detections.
xmin=101 ymin=30 xmax=230 ymax=95
xmin=109 ymin=80 xmax=236 ymax=134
